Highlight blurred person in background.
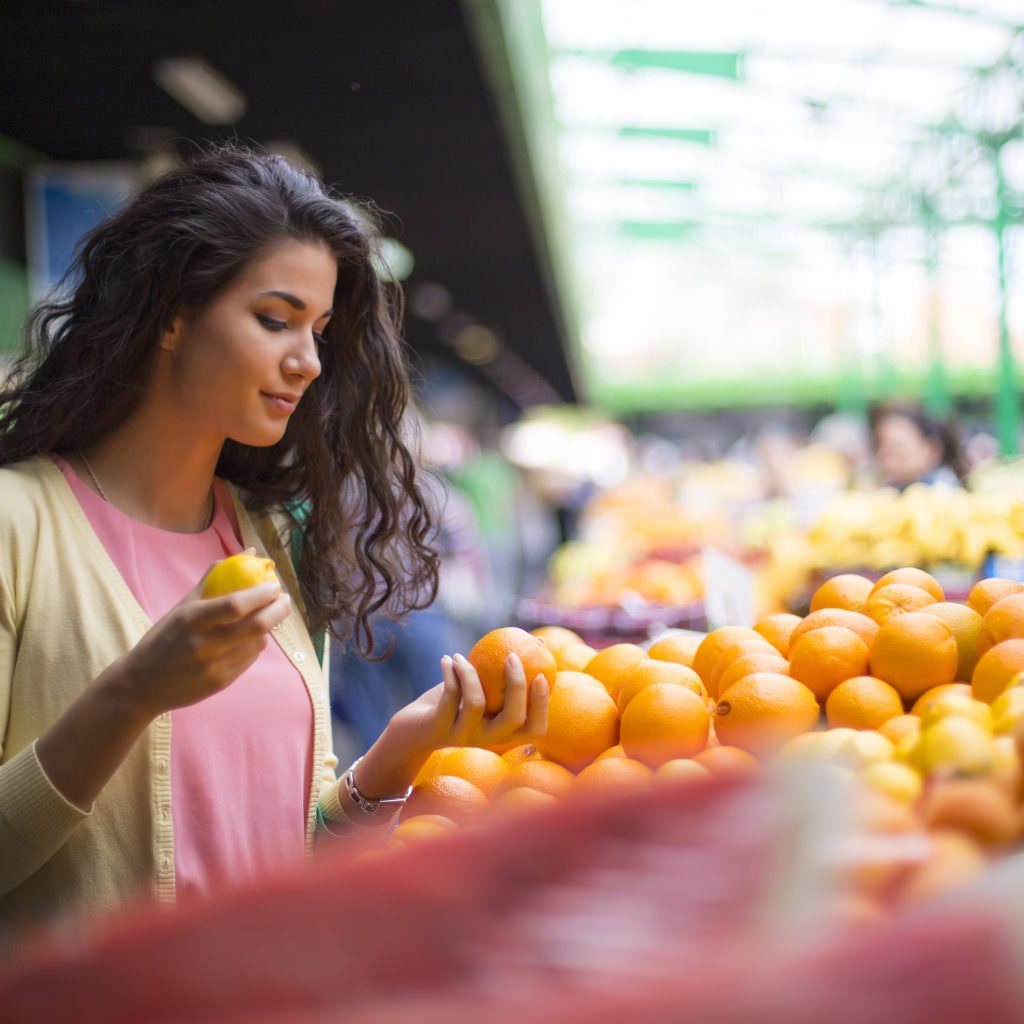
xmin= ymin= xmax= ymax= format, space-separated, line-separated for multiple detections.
xmin=810 ymin=411 xmax=873 ymax=490
xmin=0 ymin=145 xmax=547 ymax=934
xmin=870 ymin=400 xmax=965 ymax=490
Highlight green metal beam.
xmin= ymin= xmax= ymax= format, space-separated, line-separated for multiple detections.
xmin=615 ymin=177 xmax=698 ymax=191
xmin=610 ymin=50 xmax=744 ymax=80
xmin=588 ymin=364 xmax=1024 ymax=415
xmin=618 ymin=220 xmax=701 ymax=240
xmin=617 ymin=126 xmax=717 ymax=146
xmin=993 ymin=143 xmax=1020 ymax=456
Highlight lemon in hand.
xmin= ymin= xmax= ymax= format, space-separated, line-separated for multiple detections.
xmin=201 ymin=553 xmax=278 ymax=598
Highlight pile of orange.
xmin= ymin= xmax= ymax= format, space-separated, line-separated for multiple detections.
xmin=384 ymin=573 xmax=1024 ymax=853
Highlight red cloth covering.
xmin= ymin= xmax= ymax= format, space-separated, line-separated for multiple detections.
xmin=1 ymin=777 xmax=1020 ymax=1023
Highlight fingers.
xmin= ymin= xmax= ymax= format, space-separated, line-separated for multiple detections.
xmin=450 ymin=654 xmax=486 ymax=740
xmin=524 ymin=675 xmax=550 ymax=737
xmin=209 ymin=592 xmax=292 ymax=644
xmin=438 ymin=656 xmax=462 ymax=720
xmin=192 ymin=581 xmax=285 ymax=626
xmin=489 ymin=653 xmax=527 ymax=731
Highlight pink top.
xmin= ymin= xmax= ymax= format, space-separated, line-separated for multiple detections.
xmin=53 ymin=455 xmax=313 ymax=902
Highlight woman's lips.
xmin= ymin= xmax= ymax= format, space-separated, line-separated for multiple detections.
xmin=262 ymin=392 xmax=299 ymax=414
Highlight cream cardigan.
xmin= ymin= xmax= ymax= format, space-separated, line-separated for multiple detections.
xmin=0 ymin=456 xmax=346 ymax=934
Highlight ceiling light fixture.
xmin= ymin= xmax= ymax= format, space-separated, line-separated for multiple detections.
xmin=153 ymin=57 xmax=247 ymax=125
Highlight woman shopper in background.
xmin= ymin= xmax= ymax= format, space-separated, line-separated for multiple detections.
xmin=870 ymin=400 xmax=966 ymax=491
xmin=0 ymin=145 xmax=547 ymax=933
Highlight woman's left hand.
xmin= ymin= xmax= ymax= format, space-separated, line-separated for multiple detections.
xmin=351 ymin=653 xmax=549 ymax=800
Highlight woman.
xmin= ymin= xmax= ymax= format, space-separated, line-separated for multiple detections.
xmin=870 ymin=401 xmax=965 ymax=491
xmin=0 ymin=146 xmax=547 ymax=932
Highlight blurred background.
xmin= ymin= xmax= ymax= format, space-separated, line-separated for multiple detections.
xmin=2 ymin=0 xmax=1023 ymax=752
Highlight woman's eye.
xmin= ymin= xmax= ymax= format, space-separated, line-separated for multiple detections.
xmin=313 ymin=331 xmax=327 ymax=346
xmin=256 ymin=314 xmax=288 ymax=331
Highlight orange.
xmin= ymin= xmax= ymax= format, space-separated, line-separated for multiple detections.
xmin=467 ymin=626 xmax=558 ymax=714
xmin=387 ymin=815 xmax=458 ymax=847
xmin=810 ymin=573 xmax=874 ymax=613
xmin=922 ymin=603 xmax=983 ymax=681
xmin=656 ymin=759 xmax=711 ymax=782
xmin=868 ymin=611 xmax=958 ymax=701
xmin=971 ymin=640 xmax=1024 ymax=705
xmin=714 ymin=672 xmax=820 ymax=754
xmin=789 ymin=609 xmax=880 ymax=651
xmin=879 ymin=714 xmax=922 ymax=745
xmin=715 ymin=652 xmax=790 ymax=697
xmin=620 ymin=683 xmax=710 ymax=767
xmin=872 ymin=568 xmax=945 ymax=602
xmin=575 ymin=756 xmax=653 ymax=790
xmin=552 ymin=669 xmax=607 ymax=691
xmin=692 ymin=744 xmax=760 ymax=775
xmin=967 ymin=578 xmax=1024 ymax=617
xmin=496 ymin=759 xmax=575 ymax=799
xmin=530 ymin=625 xmax=585 ymax=655
xmin=788 ymin=626 xmax=870 ymax=701
xmin=646 ymin=632 xmax=703 ymax=668
xmin=614 ymin=659 xmax=706 ymax=713
xmin=555 ymin=641 xmax=598 ymax=672
xmin=976 ymin=593 xmax=1024 ymax=659
xmin=583 ymin=643 xmax=647 ymax=698
xmin=692 ymin=626 xmax=777 ymax=699
xmin=594 ymin=744 xmax=627 ymax=761
xmin=201 ymin=553 xmax=278 ymax=597
xmin=501 ymin=742 xmax=544 ymax=765
xmin=489 ymin=786 xmax=560 ymax=815
xmin=535 ymin=673 xmax=619 ymax=771
xmin=403 ymin=775 xmax=489 ymax=823
xmin=862 ymin=584 xmax=937 ymax=625
xmin=910 ymin=683 xmax=973 ymax=717
xmin=413 ymin=746 xmax=509 ymax=796
xmin=753 ymin=613 xmax=803 ymax=657
xmin=825 ymin=676 xmax=904 ymax=730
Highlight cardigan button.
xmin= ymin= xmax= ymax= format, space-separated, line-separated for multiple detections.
xmin=293 ymin=651 xmax=306 ymax=664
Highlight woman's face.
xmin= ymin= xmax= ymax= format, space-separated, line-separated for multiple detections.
xmin=874 ymin=413 xmax=942 ymax=487
xmin=161 ymin=239 xmax=337 ymax=448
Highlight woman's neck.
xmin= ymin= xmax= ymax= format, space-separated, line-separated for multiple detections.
xmin=79 ymin=412 xmax=222 ymax=533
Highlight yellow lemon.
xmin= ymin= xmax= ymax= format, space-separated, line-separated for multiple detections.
xmin=892 ymin=731 xmax=921 ymax=765
xmin=991 ymin=685 xmax=1024 ymax=723
xmin=775 ymin=728 xmax=855 ymax=765
xmin=915 ymin=717 xmax=997 ymax=776
xmin=201 ymin=553 xmax=278 ymax=598
xmin=918 ymin=694 xmax=993 ymax=732
xmin=993 ymin=708 xmax=1024 ymax=737
xmin=861 ymin=761 xmax=922 ymax=804
xmin=833 ymin=730 xmax=894 ymax=770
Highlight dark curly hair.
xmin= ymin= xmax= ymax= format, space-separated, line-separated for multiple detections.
xmin=0 ymin=144 xmax=439 ymax=654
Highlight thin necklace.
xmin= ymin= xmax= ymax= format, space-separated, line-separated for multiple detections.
xmin=78 ymin=450 xmax=215 ymax=531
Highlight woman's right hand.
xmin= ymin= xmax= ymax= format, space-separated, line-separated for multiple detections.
xmin=118 ymin=577 xmax=292 ymax=718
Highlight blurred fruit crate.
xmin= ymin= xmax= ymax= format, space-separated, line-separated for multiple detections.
xmin=516 ymin=594 xmax=707 ymax=648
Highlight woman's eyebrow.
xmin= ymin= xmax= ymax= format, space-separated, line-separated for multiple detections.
xmin=259 ymin=290 xmax=333 ymax=317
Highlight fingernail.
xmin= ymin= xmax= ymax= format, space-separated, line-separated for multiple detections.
xmin=441 ymin=655 xmax=452 ymax=670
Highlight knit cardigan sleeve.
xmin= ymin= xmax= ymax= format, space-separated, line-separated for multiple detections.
xmin=0 ymin=527 xmax=91 ymax=897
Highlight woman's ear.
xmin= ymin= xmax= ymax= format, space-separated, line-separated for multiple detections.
xmin=160 ymin=317 xmax=184 ymax=353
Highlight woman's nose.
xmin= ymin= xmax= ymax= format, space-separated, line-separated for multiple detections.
xmin=286 ymin=331 xmax=322 ymax=380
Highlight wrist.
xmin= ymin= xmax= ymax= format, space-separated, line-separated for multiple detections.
xmin=97 ymin=659 xmax=161 ymax=730
xmin=356 ymin=723 xmax=430 ymax=800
